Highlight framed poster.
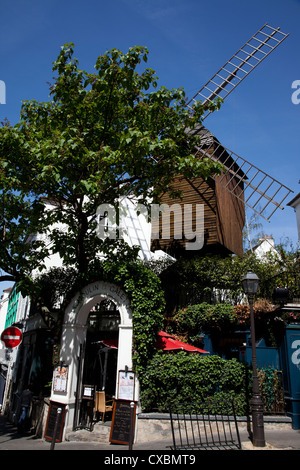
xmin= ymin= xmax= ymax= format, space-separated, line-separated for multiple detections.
xmin=82 ymin=384 xmax=94 ymax=399
xmin=118 ymin=370 xmax=135 ymax=400
xmin=53 ymin=365 xmax=68 ymax=393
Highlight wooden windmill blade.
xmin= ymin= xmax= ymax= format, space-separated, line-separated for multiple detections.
xmin=194 ymin=136 xmax=293 ymax=222
xmin=187 ymin=23 xmax=289 ymax=120
xmin=184 ymin=24 xmax=293 ymax=222
xmin=153 ymin=24 xmax=293 ymax=257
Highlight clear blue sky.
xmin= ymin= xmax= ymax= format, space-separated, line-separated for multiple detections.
xmin=1 ymin=0 xmax=300 ymax=294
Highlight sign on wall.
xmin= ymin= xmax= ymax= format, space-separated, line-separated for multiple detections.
xmin=52 ymin=365 xmax=68 ymax=393
xmin=1 ymin=327 xmax=22 ymax=348
xmin=118 ymin=370 xmax=135 ymax=401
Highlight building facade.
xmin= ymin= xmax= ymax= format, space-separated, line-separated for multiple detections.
xmin=287 ymin=191 xmax=300 ymax=242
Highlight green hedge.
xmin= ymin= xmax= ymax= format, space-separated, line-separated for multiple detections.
xmin=175 ymin=302 xmax=238 ymax=338
xmin=139 ymin=352 xmax=249 ymax=415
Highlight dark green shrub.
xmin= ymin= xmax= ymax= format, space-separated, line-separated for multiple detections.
xmin=140 ymin=352 xmax=249 ymax=415
xmin=176 ymin=302 xmax=238 ymax=336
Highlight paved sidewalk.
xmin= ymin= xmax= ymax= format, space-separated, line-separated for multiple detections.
xmin=0 ymin=413 xmax=299 ymax=451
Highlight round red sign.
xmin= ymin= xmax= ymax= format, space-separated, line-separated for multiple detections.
xmin=1 ymin=326 xmax=22 ymax=348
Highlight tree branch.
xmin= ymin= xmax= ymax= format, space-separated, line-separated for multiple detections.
xmin=0 ymin=274 xmax=16 ymax=283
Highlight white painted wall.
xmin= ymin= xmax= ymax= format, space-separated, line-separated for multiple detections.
xmin=287 ymin=192 xmax=300 ymax=242
xmin=253 ymin=235 xmax=279 ymax=260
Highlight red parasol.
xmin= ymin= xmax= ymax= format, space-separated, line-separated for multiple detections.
xmin=99 ymin=332 xmax=209 ymax=354
xmin=156 ymin=331 xmax=209 ymax=354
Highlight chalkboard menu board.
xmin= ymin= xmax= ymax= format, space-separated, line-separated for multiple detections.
xmin=109 ymin=399 xmax=136 ymax=445
xmin=44 ymin=401 xmax=66 ymax=442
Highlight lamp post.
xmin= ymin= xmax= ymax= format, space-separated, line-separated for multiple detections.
xmin=241 ymin=270 xmax=266 ymax=447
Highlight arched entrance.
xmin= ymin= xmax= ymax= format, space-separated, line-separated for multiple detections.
xmin=84 ymin=299 xmax=120 ymax=394
xmin=50 ymin=281 xmax=136 ymax=437
xmin=76 ymin=299 xmax=120 ymax=429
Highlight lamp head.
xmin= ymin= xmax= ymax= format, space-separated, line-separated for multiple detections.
xmin=241 ymin=270 xmax=260 ymax=295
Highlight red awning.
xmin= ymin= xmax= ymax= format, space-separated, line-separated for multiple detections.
xmin=99 ymin=332 xmax=209 ymax=354
xmin=156 ymin=331 xmax=209 ymax=354
xmin=100 ymin=338 xmax=118 ymax=349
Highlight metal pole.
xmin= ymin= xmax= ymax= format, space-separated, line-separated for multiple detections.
xmin=74 ymin=343 xmax=85 ymax=430
xmin=249 ymin=294 xmax=265 ymax=447
xmin=102 ymin=349 xmax=108 ymax=391
xmin=50 ymin=407 xmax=62 ymax=451
xmin=129 ymin=402 xmax=134 ymax=451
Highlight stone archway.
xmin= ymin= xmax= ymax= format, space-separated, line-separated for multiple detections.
xmin=50 ymin=281 xmax=136 ymax=436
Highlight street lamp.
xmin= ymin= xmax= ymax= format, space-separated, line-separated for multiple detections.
xmin=241 ymin=270 xmax=266 ymax=447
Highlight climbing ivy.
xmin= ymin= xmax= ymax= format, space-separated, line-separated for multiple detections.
xmin=257 ymin=367 xmax=285 ymax=414
xmin=99 ymin=259 xmax=166 ymax=373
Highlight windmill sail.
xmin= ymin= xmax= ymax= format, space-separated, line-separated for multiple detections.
xmin=187 ymin=23 xmax=289 ymax=120
xmin=193 ymin=132 xmax=293 ymax=222
xmin=185 ymin=24 xmax=292 ymax=221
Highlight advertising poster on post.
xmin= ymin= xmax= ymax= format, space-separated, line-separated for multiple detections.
xmin=118 ymin=370 xmax=135 ymax=400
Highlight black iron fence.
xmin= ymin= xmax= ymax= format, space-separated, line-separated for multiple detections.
xmin=169 ymin=399 xmax=241 ymax=450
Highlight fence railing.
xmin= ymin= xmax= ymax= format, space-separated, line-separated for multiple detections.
xmin=169 ymin=399 xmax=241 ymax=450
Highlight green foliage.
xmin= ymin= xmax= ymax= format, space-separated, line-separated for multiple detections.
xmin=160 ymin=253 xmax=254 ymax=309
xmin=97 ymin=258 xmax=166 ymax=372
xmin=258 ymin=367 xmax=285 ymax=414
xmin=281 ymin=310 xmax=300 ymax=323
xmin=176 ymin=303 xmax=237 ymax=337
xmin=0 ymin=43 xmax=223 ymax=286
xmin=31 ymin=257 xmax=165 ymax=373
xmin=160 ymin=248 xmax=300 ymax=312
xmin=0 ymin=43 xmax=223 ymax=387
xmin=30 ymin=266 xmax=78 ymax=310
xmin=140 ymin=352 xmax=249 ymax=415
xmin=140 ymin=353 xmax=285 ymax=415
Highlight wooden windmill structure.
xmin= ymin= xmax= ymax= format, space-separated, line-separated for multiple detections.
xmin=151 ymin=24 xmax=293 ymax=257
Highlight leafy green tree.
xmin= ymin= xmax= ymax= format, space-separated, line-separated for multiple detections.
xmin=160 ymin=244 xmax=300 ymax=312
xmin=0 ymin=44 xmax=222 ymax=292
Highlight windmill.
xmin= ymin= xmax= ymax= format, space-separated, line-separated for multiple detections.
xmin=151 ymin=23 xmax=293 ymax=257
